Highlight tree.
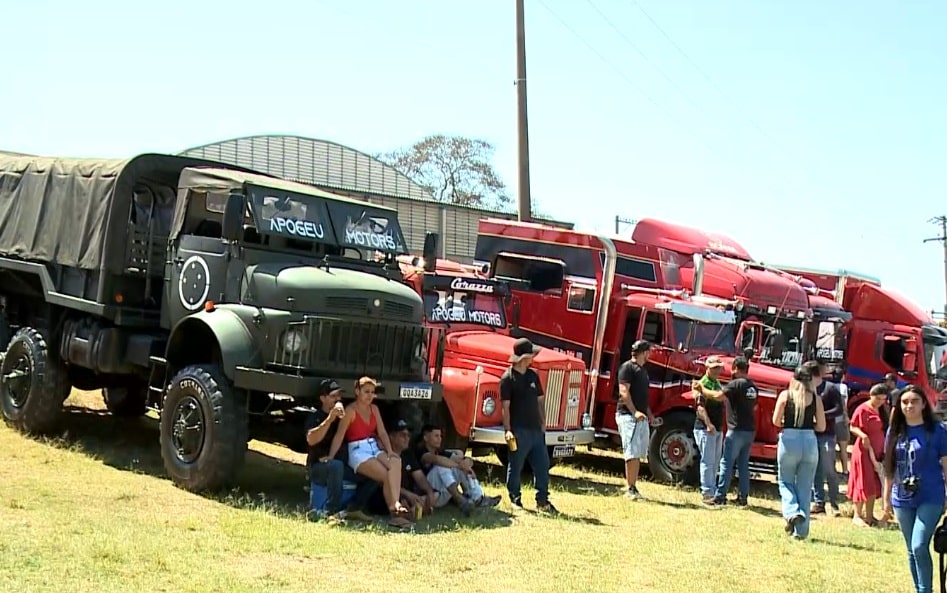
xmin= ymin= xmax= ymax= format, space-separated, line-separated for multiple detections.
xmin=376 ymin=135 xmax=511 ymax=210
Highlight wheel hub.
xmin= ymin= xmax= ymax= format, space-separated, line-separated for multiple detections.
xmin=1 ymin=342 xmax=32 ymax=410
xmin=170 ymin=395 xmax=205 ymax=464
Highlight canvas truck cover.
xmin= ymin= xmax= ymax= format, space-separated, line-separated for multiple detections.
xmin=0 ymin=153 xmax=240 ymax=272
xmin=173 ymin=167 xmax=410 ymax=254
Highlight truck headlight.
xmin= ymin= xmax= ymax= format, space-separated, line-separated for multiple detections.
xmin=482 ymin=397 xmax=496 ymax=416
xmin=283 ymin=329 xmax=306 ymax=354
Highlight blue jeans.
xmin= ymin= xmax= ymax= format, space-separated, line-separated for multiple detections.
xmin=812 ymin=433 xmax=840 ymax=507
xmin=507 ymin=428 xmax=550 ymax=504
xmin=893 ymin=503 xmax=944 ymax=593
xmin=715 ymin=429 xmax=754 ymax=501
xmin=309 ymin=459 xmax=345 ymax=514
xmin=777 ymin=428 xmax=819 ymax=538
xmin=693 ymin=428 xmax=723 ymax=497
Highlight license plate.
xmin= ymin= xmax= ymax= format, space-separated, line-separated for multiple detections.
xmin=552 ymin=445 xmax=575 ymax=459
xmin=399 ymin=383 xmax=432 ymax=400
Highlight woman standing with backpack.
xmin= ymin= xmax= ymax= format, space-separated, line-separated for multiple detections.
xmin=882 ymin=385 xmax=947 ymax=593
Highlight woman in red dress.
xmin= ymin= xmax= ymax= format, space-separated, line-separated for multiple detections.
xmin=847 ymin=383 xmax=889 ymax=527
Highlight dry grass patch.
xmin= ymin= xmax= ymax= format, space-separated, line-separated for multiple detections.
xmin=0 ymin=389 xmax=910 ymax=593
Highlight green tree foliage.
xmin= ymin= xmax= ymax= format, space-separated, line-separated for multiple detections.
xmin=377 ymin=135 xmax=511 ymax=211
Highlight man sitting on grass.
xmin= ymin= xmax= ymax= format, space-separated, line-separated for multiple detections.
xmin=416 ymin=424 xmax=501 ymax=514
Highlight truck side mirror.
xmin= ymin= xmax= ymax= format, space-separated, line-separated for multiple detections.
xmin=222 ymin=192 xmax=244 ymax=242
xmin=771 ymin=332 xmax=785 ymax=360
xmin=903 ymin=351 xmax=918 ymax=372
xmin=422 ymin=232 xmax=438 ymax=272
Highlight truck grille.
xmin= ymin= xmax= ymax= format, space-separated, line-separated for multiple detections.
xmin=271 ymin=316 xmax=425 ymax=381
xmin=564 ymin=370 xmax=583 ymax=428
xmin=544 ymin=369 xmax=565 ymax=426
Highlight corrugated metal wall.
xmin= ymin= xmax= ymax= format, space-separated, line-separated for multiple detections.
xmin=179 ymin=135 xmax=571 ymax=263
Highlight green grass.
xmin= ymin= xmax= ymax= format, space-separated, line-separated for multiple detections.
xmin=0 ymin=390 xmax=908 ymax=593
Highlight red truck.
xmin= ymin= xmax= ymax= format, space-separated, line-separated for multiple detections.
xmin=630 ymin=219 xmax=812 ymax=373
xmin=474 ymin=219 xmax=793 ymax=483
xmin=397 ymin=234 xmax=594 ymax=464
xmin=772 ymin=266 xmax=947 ymax=415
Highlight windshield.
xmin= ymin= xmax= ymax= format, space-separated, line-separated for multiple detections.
xmin=758 ymin=316 xmax=804 ymax=370
xmin=258 ymin=194 xmax=328 ymax=240
xmin=423 ymin=288 xmax=507 ymax=329
xmin=923 ymin=337 xmax=947 ymax=392
xmin=672 ymin=316 xmax=737 ymax=354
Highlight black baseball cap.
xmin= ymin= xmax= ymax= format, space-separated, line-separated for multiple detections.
xmin=509 ymin=337 xmax=542 ymax=362
xmin=318 ymin=379 xmax=343 ymax=397
xmin=631 ymin=340 xmax=652 ymax=354
xmin=392 ymin=419 xmax=411 ymax=434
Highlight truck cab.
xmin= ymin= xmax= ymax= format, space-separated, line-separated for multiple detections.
xmin=0 ymin=154 xmax=444 ymax=493
xmin=397 ymin=239 xmax=593 ymax=463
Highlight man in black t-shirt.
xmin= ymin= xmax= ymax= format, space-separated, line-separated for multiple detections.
xmin=713 ymin=357 xmax=758 ymax=506
xmin=500 ymin=337 xmax=557 ymax=514
xmin=616 ymin=340 xmax=652 ymax=500
xmin=304 ymin=379 xmax=378 ymax=522
xmin=388 ymin=419 xmax=440 ymax=517
xmin=810 ymin=361 xmax=842 ymax=516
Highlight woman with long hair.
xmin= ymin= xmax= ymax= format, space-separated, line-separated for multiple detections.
xmin=325 ymin=377 xmax=412 ymax=529
xmin=847 ymin=383 xmax=889 ymax=527
xmin=772 ymin=365 xmax=826 ymax=539
xmin=882 ymin=385 xmax=947 ymax=593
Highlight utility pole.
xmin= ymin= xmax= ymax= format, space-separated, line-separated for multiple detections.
xmin=924 ymin=215 xmax=947 ymax=319
xmin=515 ymin=0 xmax=531 ymax=222
xmin=615 ymin=215 xmax=637 ymax=235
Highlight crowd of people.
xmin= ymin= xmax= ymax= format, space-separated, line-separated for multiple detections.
xmin=303 ymin=338 xmax=947 ymax=593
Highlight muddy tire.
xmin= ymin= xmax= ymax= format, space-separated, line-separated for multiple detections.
xmin=103 ymin=383 xmax=148 ymax=417
xmin=648 ymin=411 xmax=699 ymax=486
xmin=0 ymin=327 xmax=71 ymax=435
xmin=159 ymin=364 xmax=248 ymax=492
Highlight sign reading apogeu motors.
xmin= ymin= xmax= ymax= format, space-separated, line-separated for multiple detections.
xmin=269 ymin=216 xmax=326 ymax=239
xmin=326 ymin=201 xmax=408 ymax=254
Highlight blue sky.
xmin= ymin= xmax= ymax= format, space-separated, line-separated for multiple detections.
xmin=2 ymin=0 xmax=945 ymax=314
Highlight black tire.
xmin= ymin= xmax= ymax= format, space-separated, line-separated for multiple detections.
xmin=0 ymin=327 xmax=71 ymax=435
xmin=103 ymin=383 xmax=148 ymax=417
xmin=159 ymin=365 xmax=248 ymax=493
xmin=648 ymin=411 xmax=699 ymax=486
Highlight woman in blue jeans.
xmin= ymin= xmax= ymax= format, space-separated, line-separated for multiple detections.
xmin=882 ymin=385 xmax=947 ymax=593
xmin=772 ymin=365 xmax=825 ymax=539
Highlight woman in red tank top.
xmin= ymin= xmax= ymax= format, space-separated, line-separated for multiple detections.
xmin=326 ymin=376 xmax=410 ymax=527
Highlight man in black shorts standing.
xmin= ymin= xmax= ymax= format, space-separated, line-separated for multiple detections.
xmin=500 ymin=337 xmax=558 ymax=514
xmin=616 ymin=340 xmax=652 ymax=500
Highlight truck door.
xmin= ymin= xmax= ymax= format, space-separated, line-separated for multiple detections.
xmin=165 ymin=223 xmax=229 ymax=326
xmin=881 ymin=333 xmax=919 ymax=379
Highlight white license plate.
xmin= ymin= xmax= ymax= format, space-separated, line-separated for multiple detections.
xmin=399 ymin=384 xmax=432 ymax=400
xmin=552 ymin=445 xmax=575 ymax=458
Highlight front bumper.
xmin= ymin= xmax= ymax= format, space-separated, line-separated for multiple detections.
xmin=234 ymin=366 xmax=443 ymax=403
xmin=469 ymin=426 xmax=595 ymax=447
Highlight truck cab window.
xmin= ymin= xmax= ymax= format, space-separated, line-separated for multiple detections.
xmin=566 ymin=284 xmax=596 ymax=313
xmin=619 ymin=308 xmax=644 ymax=360
xmin=642 ymin=311 xmax=664 ymax=345
xmin=882 ymin=335 xmax=907 ymax=371
xmin=493 ymin=256 xmax=564 ymax=294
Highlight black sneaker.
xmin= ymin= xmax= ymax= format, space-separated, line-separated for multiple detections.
xmin=702 ymin=495 xmax=717 ymax=507
xmin=732 ymin=497 xmax=748 ymax=507
xmin=511 ymin=496 xmax=524 ymax=509
xmin=785 ymin=513 xmax=804 ymax=534
xmin=711 ymin=496 xmax=726 ymax=506
xmin=811 ymin=503 xmax=825 ymax=514
xmin=537 ymin=501 xmax=559 ymax=514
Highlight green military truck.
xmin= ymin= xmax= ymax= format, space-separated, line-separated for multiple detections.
xmin=0 ymin=152 xmax=443 ymax=492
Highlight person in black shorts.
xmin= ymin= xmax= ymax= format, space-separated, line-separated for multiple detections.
xmin=500 ymin=337 xmax=558 ymax=514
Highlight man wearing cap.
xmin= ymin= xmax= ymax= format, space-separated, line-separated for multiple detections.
xmin=388 ymin=419 xmax=441 ymax=517
xmin=500 ymin=337 xmax=558 ymax=514
xmin=616 ymin=340 xmax=653 ymax=500
xmin=304 ymin=379 xmax=377 ymax=522
xmin=692 ymin=355 xmax=727 ymax=505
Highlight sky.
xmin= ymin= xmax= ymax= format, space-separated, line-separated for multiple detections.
xmin=2 ymin=0 xmax=946 ymax=315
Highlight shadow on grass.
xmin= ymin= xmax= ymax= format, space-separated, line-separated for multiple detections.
xmin=44 ymin=405 xmax=515 ymax=533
